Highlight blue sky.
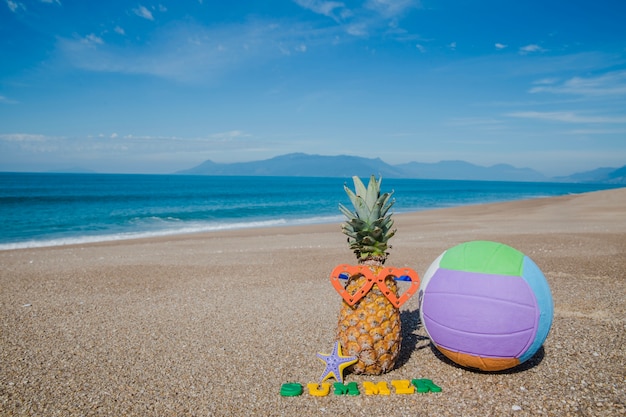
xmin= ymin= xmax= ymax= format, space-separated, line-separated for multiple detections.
xmin=1 ymin=0 xmax=625 ymax=176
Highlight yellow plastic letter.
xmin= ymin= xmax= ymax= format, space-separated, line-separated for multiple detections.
xmin=307 ymin=382 xmax=331 ymax=397
xmin=362 ymin=381 xmax=391 ymax=396
xmin=391 ymin=380 xmax=415 ymax=394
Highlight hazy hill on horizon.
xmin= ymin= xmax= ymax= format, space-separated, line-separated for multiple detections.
xmin=175 ymin=153 xmax=626 ymax=184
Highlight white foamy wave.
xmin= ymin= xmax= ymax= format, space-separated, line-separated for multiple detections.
xmin=0 ymin=215 xmax=342 ymax=251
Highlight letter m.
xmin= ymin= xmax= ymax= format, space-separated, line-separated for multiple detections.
xmin=362 ymin=381 xmax=391 ymax=395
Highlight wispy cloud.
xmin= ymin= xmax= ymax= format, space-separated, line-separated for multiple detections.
xmin=50 ymin=1 xmax=424 ymax=83
xmin=495 ymin=43 xmax=507 ymax=50
xmin=133 ymin=5 xmax=154 ymax=20
xmin=532 ymin=77 xmax=560 ymax=86
xmin=294 ymin=0 xmax=420 ymax=38
xmin=0 ymin=95 xmax=18 ymax=104
xmin=208 ymin=130 xmax=251 ymax=140
xmin=0 ymin=131 xmax=261 ymax=171
xmin=519 ymin=44 xmax=546 ymax=55
xmin=530 ymin=70 xmax=626 ymax=96
xmin=567 ymin=128 xmax=626 ymax=135
xmin=364 ymin=0 xmax=419 ymax=18
xmin=81 ymin=33 xmax=104 ymax=45
xmin=447 ymin=117 xmax=506 ymax=128
xmin=293 ymin=0 xmax=348 ymax=21
xmin=6 ymin=0 xmax=25 ymax=12
xmin=55 ymin=20 xmax=321 ymax=82
xmin=0 ymin=133 xmax=47 ymax=142
xmin=6 ymin=0 xmax=61 ymax=14
xmin=294 ymin=0 xmax=419 ymax=21
xmin=0 ymin=132 xmax=248 ymax=152
xmin=507 ymin=111 xmax=626 ymax=124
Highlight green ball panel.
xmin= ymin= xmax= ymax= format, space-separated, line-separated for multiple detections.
xmin=439 ymin=240 xmax=524 ymax=276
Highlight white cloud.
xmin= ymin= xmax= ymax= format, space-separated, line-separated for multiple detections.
xmin=6 ymin=0 xmax=25 ymax=12
xmin=532 ymin=77 xmax=559 ymax=86
xmin=133 ymin=5 xmax=154 ymax=20
xmin=0 ymin=133 xmax=49 ymax=143
xmin=495 ymin=43 xmax=507 ymax=50
xmin=567 ymin=128 xmax=626 ymax=135
xmin=415 ymin=43 xmax=425 ymax=53
xmin=81 ymin=34 xmax=104 ymax=45
xmin=209 ymin=130 xmax=251 ymax=140
xmin=346 ymin=22 xmax=368 ymax=36
xmin=507 ymin=111 xmax=626 ymax=124
xmin=55 ymin=21 xmax=307 ymax=82
xmin=364 ymin=0 xmax=419 ymax=18
xmin=529 ymin=70 xmax=626 ymax=96
xmin=0 ymin=131 xmax=267 ymax=173
xmin=54 ymin=1 xmax=425 ymax=83
xmin=40 ymin=0 xmax=61 ymax=5
xmin=293 ymin=0 xmax=347 ymax=21
xmin=293 ymin=0 xmax=419 ymax=39
xmin=0 ymin=95 xmax=18 ymax=104
xmin=519 ymin=44 xmax=546 ymax=54
xmin=448 ymin=41 xmax=456 ymax=50
xmin=447 ymin=117 xmax=506 ymax=129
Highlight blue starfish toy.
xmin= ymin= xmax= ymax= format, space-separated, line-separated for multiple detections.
xmin=316 ymin=341 xmax=358 ymax=383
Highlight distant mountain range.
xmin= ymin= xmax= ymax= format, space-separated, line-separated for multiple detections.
xmin=176 ymin=153 xmax=626 ymax=184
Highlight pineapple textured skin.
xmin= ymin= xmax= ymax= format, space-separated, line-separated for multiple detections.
xmin=336 ymin=265 xmax=401 ymax=375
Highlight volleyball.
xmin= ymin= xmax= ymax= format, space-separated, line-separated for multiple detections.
xmin=419 ymin=240 xmax=554 ymax=372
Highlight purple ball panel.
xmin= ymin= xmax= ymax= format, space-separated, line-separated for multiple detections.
xmin=426 ymin=319 xmax=536 ymax=358
xmin=422 ymin=293 xmax=537 ymax=335
xmin=422 ymin=268 xmax=540 ymax=358
xmin=425 ymin=269 xmax=536 ymax=306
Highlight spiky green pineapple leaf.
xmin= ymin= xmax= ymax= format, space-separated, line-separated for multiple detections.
xmin=338 ymin=203 xmax=354 ymax=220
xmin=352 ymin=176 xmax=368 ymax=201
xmin=365 ymin=175 xmax=379 ymax=210
xmin=344 ymin=187 xmax=372 ymax=221
xmin=354 ymin=197 xmax=372 ymax=221
xmin=339 ymin=174 xmax=396 ymax=261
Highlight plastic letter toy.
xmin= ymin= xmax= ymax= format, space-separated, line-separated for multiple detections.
xmin=280 ymin=383 xmax=303 ymax=397
xmin=412 ymin=379 xmax=442 ymax=393
xmin=333 ymin=382 xmax=360 ymax=396
xmin=316 ymin=341 xmax=359 ymax=383
xmin=391 ymin=380 xmax=415 ymax=394
xmin=307 ymin=382 xmax=331 ymax=397
xmin=362 ymin=381 xmax=391 ymax=396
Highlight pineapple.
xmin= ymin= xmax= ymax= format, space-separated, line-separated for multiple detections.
xmin=336 ymin=175 xmax=400 ymax=375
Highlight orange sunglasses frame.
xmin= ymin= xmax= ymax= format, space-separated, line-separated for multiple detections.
xmin=330 ymin=264 xmax=420 ymax=308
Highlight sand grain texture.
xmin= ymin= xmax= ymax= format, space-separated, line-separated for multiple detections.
xmin=1 ymin=188 xmax=625 ymax=416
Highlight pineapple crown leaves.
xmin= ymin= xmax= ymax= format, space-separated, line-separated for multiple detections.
xmin=339 ymin=175 xmax=397 ymax=261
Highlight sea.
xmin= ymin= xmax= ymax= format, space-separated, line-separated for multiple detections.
xmin=0 ymin=172 xmax=622 ymax=250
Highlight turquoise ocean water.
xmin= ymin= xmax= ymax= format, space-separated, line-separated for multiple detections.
xmin=0 ymin=172 xmax=621 ymax=250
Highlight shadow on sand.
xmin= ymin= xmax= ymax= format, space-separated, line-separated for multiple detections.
xmin=396 ymin=308 xmax=546 ymax=374
xmin=395 ymin=308 xmax=431 ymax=369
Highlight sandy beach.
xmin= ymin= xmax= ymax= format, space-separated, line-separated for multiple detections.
xmin=1 ymin=187 xmax=625 ymax=416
